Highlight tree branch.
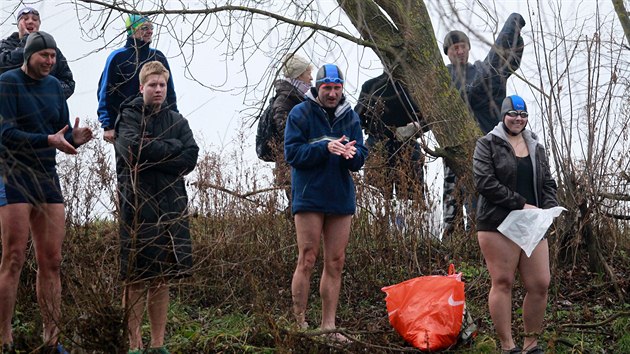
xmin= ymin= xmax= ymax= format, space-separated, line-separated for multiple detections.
xmin=603 ymin=211 xmax=630 ymax=220
xmin=559 ymin=311 xmax=630 ymax=329
xmin=600 ymin=192 xmax=630 ymax=201
xmin=75 ymin=0 xmax=383 ymax=51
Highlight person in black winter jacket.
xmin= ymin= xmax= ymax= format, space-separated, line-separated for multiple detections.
xmin=0 ymin=7 xmax=75 ymax=99
xmin=442 ymin=13 xmax=526 ymax=237
xmin=270 ymin=53 xmax=314 ymax=198
xmin=355 ymin=72 xmax=428 ymax=200
xmin=114 ymin=61 xmax=198 ymax=354
xmin=473 ymin=95 xmax=557 ymax=354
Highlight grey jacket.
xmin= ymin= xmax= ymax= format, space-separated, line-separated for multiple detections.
xmin=473 ymin=123 xmax=558 ymax=231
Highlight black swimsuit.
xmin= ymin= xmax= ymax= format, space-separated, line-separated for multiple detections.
xmin=516 ymin=155 xmax=536 ymax=206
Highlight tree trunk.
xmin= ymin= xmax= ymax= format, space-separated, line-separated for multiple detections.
xmin=337 ymin=0 xmax=481 ymax=180
xmin=612 ymin=0 xmax=630 ymax=45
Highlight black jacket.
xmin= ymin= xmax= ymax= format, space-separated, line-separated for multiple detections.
xmin=114 ymin=96 xmax=199 ymax=280
xmin=0 ymin=32 xmax=75 ymax=99
xmin=355 ymin=72 xmax=426 ymax=141
xmin=473 ymin=123 xmax=558 ymax=231
xmin=447 ymin=13 xmax=525 ymax=134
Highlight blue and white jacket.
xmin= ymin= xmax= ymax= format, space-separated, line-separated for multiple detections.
xmin=97 ymin=36 xmax=177 ymax=131
xmin=284 ymin=89 xmax=368 ymax=215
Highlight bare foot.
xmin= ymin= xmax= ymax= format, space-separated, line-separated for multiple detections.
xmin=324 ymin=332 xmax=351 ymax=344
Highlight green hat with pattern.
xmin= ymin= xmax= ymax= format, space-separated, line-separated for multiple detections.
xmin=125 ymin=14 xmax=150 ymax=35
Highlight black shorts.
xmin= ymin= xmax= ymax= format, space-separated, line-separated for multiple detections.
xmin=0 ymin=170 xmax=64 ymax=205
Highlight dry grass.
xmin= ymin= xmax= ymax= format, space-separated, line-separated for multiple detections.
xmin=3 ymin=130 xmax=629 ymax=353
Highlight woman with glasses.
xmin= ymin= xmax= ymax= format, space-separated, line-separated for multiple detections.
xmin=473 ymin=95 xmax=558 ymax=354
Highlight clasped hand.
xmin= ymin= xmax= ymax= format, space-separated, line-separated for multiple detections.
xmin=327 ymin=135 xmax=357 ymax=159
xmin=48 ymin=117 xmax=94 ymax=154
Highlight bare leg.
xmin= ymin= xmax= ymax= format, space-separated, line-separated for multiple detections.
xmin=319 ymin=215 xmax=351 ymax=330
xmin=0 ymin=204 xmax=31 ymax=345
xmin=519 ymin=239 xmax=550 ymax=351
xmin=291 ymin=212 xmax=323 ymax=327
xmin=124 ymin=282 xmax=146 ymax=350
xmin=147 ymin=281 xmax=169 ymax=348
xmin=31 ymin=203 xmax=66 ymax=345
xmin=478 ymin=231 xmax=521 ymax=351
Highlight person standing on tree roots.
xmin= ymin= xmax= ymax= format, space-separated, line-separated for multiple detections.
xmin=355 ymin=71 xmax=428 ymax=202
xmin=285 ymin=63 xmax=367 ymax=342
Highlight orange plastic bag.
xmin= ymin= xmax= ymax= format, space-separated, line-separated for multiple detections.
xmin=381 ymin=264 xmax=465 ymax=351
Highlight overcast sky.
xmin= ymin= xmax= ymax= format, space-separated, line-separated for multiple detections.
xmin=1 ymin=0 xmax=614 ymax=146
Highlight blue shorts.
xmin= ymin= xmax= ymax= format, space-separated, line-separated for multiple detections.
xmin=0 ymin=180 xmax=6 ymax=207
xmin=0 ymin=170 xmax=64 ymax=205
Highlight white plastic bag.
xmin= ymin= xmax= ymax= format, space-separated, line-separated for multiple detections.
xmin=497 ymin=206 xmax=566 ymax=257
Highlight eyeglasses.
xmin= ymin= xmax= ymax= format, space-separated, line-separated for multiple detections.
xmin=138 ymin=25 xmax=154 ymax=31
xmin=17 ymin=8 xmax=39 ymax=20
xmin=316 ymin=77 xmax=344 ymax=84
xmin=506 ymin=110 xmax=529 ymax=118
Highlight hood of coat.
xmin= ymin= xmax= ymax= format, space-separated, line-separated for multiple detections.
xmin=124 ymin=36 xmax=151 ymax=51
xmin=305 ymin=87 xmax=352 ymax=118
xmin=120 ymin=95 xmax=169 ymax=116
xmin=490 ymin=122 xmax=540 ymax=161
xmin=5 ymin=32 xmax=21 ymax=46
xmin=274 ymin=79 xmax=305 ymax=100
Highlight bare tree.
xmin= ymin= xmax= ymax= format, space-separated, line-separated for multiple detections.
xmin=521 ymin=1 xmax=630 ymax=294
xmin=68 ymin=0 xmax=480 ymax=180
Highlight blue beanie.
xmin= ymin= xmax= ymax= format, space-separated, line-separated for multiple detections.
xmin=500 ymin=95 xmax=527 ymax=118
xmin=501 ymin=95 xmax=528 ymax=135
xmin=315 ymin=64 xmax=344 ymax=90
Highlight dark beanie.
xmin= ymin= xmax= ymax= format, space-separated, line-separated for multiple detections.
xmin=443 ymin=30 xmax=470 ymax=55
xmin=23 ymin=31 xmax=57 ymax=64
xmin=315 ymin=64 xmax=344 ymax=90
